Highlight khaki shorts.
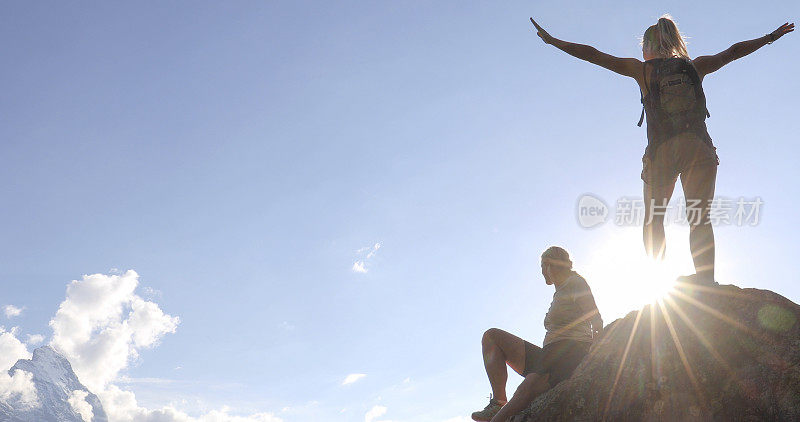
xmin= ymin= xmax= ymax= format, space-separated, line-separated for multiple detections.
xmin=641 ymin=131 xmax=719 ymax=187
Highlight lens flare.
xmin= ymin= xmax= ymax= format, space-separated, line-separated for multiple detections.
xmin=583 ymin=228 xmax=695 ymax=321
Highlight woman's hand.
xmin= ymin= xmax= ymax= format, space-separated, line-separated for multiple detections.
xmin=530 ymin=17 xmax=555 ymax=45
xmin=769 ymin=22 xmax=795 ymax=43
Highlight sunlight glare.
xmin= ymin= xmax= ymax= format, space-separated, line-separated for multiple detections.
xmin=582 ymin=228 xmax=696 ymax=321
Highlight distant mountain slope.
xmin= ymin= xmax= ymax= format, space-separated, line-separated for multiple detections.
xmin=2 ymin=346 xmax=107 ymax=422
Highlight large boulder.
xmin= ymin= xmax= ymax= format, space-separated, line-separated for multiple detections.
xmin=513 ymin=284 xmax=800 ymax=421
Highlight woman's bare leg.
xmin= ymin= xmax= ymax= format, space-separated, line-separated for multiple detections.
xmin=643 ymin=180 xmax=677 ymax=260
xmin=481 ymin=328 xmax=528 ymax=403
xmin=680 ymin=164 xmax=717 ymax=283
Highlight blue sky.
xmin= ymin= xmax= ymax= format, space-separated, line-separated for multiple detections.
xmin=1 ymin=1 xmax=798 ymax=421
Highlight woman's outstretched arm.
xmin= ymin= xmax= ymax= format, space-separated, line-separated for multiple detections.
xmin=694 ymin=22 xmax=794 ymax=77
xmin=530 ymin=17 xmax=641 ymax=79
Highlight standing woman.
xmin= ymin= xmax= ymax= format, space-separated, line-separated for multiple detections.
xmin=529 ymin=15 xmax=793 ymax=285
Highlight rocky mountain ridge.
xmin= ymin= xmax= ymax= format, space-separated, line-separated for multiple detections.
xmin=512 ymin=283 xmax=800 ymax=421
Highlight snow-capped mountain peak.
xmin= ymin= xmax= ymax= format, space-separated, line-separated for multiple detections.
xmin=2 ymin=346 xmax=107 ymax=422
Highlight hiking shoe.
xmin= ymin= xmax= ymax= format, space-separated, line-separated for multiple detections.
xmin=471 ymin=397 xmax=504 ymax=421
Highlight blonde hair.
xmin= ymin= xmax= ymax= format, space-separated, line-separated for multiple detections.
xmin=641 ymin=14 xmax=690 ymax=59
xmin=541 ymin=246 xmax=573 ymax=269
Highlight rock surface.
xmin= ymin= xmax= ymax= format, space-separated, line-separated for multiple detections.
xmin=512 ymin=284 xmax=800 ymax=421
xmin=1 ymin=346 xmax=107 ymax=422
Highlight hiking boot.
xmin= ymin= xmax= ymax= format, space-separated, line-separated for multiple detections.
xmin=471 ymin=396 xmax=504 ymax=421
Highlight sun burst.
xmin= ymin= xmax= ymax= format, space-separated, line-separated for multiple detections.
xmin=583 ymin=228 xmax=696 ymax=321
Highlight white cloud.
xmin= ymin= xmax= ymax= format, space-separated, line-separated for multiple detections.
xmin=43 ymin=270 xmax=283 ymax=422
xmin=366 ymin=243 xmax=381 ymax=259
xmin=0 ymin=369 xmax=38 ymax=409
xmin=98 ymin=386 xmax=283 ymax=422
xmin=352 ymin=261 xmax=368 ymax=273
xmin=142 ymin=286 xmax=163 ymax=300
xmin=197 ymin=409 xmax=283 ymax=422
xmin=49 ymin=270 xmax=180 ymax=393
xmin=352 ymin=242 xmax=382 ymax=274
xmin=342 ymin=373 xmax=366 ymax=385
xmin=0 ymin=327 xmax=29 ymax=370
xmin=68 ymin=390 xmax=94 ymax=422
xmin=26 ymin=334 xmax=45 ymax=346
xmin=0 ymin=327 xmax=38 ymax=408
xmin=365 ymin=405 xmax=387 ymax=422
xmin=4 ymin=305 xmax=23 ymax=318
xmin=0 ymin=271 xmax=282 ymax=422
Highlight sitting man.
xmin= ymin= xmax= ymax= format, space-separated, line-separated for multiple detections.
xmin=471 ymin=246 xmax=603 ymax=422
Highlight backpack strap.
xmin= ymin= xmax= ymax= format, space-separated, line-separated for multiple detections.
xmin=637 ymin=62 xmax=647 ymax=127
xmin=685 ymin=60 xmax=711 ymax=118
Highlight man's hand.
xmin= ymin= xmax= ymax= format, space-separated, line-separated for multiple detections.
xmin=769 ymin=22 xmax=795 ymax=43
xmin=530 ymin=18 xmax=555 ymax=45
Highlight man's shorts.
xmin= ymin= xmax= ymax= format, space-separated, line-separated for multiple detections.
xmin=641 ymin=131 xmax=719 ymax=187
xmin=522 ymin=339 xmax=591 ymax=387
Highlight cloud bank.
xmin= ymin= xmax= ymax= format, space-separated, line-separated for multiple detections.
xmin=68 ymin=390 xmax=94 ymax=422
xmin=49 ymin=270 xmax=180 ymax=394
xmin=42 ymin=270 xmax=282 ymax=422
xmin=0 ymin=327 xmax=38 ymax=408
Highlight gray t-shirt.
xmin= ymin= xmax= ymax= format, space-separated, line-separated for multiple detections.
xmin=543 ymin=272 xmax=594 ymax=346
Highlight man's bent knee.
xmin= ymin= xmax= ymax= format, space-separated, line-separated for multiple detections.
xmin=484 ymin=327 xmax=502 ymax=338
xmin=482 ymin=328 xmax=506 ymax=345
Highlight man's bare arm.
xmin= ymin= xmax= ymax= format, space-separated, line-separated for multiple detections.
xmin=575 ymin=291 xmax=603 ymax=339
